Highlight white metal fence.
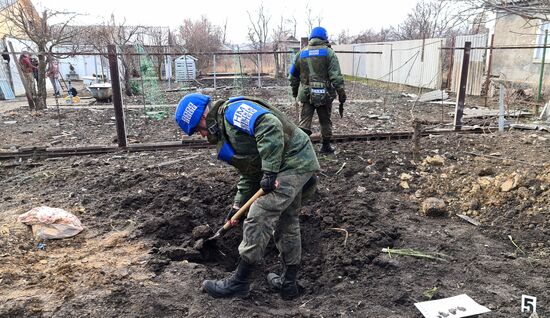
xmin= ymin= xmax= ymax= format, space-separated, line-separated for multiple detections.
xmin=334 ymin=38 xmax=445 ymax=90
xmin=451 ymin=34 xmax=488 ymax=96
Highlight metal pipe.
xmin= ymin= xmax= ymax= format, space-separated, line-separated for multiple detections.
xmin=538 ymin=30 xmax=548 ymax=102
xmin=257 ymin=53 xmax=261 ymax=88
xmin=213 ymin=54 xmax=217 ymax=89
xmin=107 ymin=44 xmax=127 ymax=148
xmin=454 ymin=42 xmax=472 ymax=131
xmin=499 ymin=83 xmax=505 ymax=132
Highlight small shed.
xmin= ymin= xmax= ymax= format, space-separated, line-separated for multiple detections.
xmin=175 ymin=55 xmax=197 ymax=82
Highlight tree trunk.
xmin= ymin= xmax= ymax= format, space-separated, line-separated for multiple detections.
xmin=273 ymin=52 xmax=280 ymax=79
xmin=124 ymin=67 xmax=133 ymax=96
xmin=120 ymin=56 xmax=133 ymax=96
xmin=35 ymin=48 xmax=47 ymax=110
xmin=156 ymin=56 xmax=163 ymax=81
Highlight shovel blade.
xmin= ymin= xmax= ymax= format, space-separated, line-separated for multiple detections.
xmin=206 ymin=227 xmax=225 ymax=242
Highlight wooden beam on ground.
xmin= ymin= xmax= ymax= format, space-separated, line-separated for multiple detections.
xmin=0 ymin=129 xmax=485 ymax=161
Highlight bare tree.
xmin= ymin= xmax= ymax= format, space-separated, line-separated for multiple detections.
xmin=272 ymin=16 xmax=294 ymax=78
xmin=221 ymin=18 xmax=228 ymax=44
xmin=352 ymin=27 xmax=397 ymax=43
xmin=177 ymin=16 xmax=223 ymax=72
xmin=458 ymin=0 xmax=550 ymax=21
xmin=336 ymin=30 xmax=352 ymax=45
xmin=141 ymin=26 xmax=171 ymax=80
xmin=86 ymin=15 xmax=143 ymax=96
xmin=304 ymin=3 xmax=323 ymax=35
xmin=394 ymin=0 xmax=468 ymax=40
xmin=247 ymin=3 xmax=271 ymax=51
xmin=1 ymin=0 xmax=80 ymax=110
xmin=289 ymin=16 xmax=297 ymax=38
xmin=246 ymin=3 xmax=271 ymax=74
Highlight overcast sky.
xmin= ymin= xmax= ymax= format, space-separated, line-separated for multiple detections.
xmin=32 ymin=0 xmax=420 ymax=43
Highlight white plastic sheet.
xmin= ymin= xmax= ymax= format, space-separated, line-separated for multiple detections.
xmin=17 ymin=206 xmax=84 ymax=239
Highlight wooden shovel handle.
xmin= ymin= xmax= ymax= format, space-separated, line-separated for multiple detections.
xmin=222 ymin=188 xmax=264 ymax=230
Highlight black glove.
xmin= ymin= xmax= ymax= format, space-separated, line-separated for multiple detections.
xmin=225 ymin=206 xmax=239 ymax=222
xmin=260 ymin=172 xmax=278 ymax=193
xmin=339 ymin=102 xmax=344 ymax=118
xmin=337 ymin=88 xmax=347 ymax=104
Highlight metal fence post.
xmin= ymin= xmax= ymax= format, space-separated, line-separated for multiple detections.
xmin=257 ymin=53 xmax=262 ymax=88
xmin=499 ymin=83 xmax=505 ymax=132
xmin=107 ymin=44 xmax=127 ymax=147
xmin=454 ymin=41 xmax=471 ymax=131
xmin=538 ymin=30 xmax=548 ymax=102
xmin=213 ymin=54 xmax=217 ymax=89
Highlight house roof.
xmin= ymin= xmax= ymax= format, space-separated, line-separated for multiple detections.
xmin=284 ymin=35 xmax=299 ymax=43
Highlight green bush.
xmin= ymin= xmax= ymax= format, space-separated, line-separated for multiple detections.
xmin=129 ymin=80 xmax=141 ymax=95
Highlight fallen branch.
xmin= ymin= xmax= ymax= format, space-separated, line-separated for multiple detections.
xmin=508 ymin=235 xmax=535 ymax=268
xmin=329 ymin=227 xmax=349 ymax=246
xmin=146 ymin=156 xmax=199 ymax=169
xmin=508 ymin=235 xmax=526 ymax=255
xmin=464 ymin=151 xmax=544 ymax=167
xmin=381 ymin=247 xmax=449 ymax=262
xmin=335 ymin=162 xmax=347 ymax=175
xmin=299 ymin=298 xmax=314 ymax=308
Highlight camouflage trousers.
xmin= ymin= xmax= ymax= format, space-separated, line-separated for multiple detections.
xmin=238 ymin=171 xmax=314 ymax=266
xmin=299 ymin=101 xmax=333 ymax=141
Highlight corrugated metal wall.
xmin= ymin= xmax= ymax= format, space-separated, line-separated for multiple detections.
xmin=334 ymin=38 xmax=444 ymax=90
xmin=451 ymin=34 xmax=488 ymax=96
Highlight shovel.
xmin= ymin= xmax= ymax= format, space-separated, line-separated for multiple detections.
xmin=206 ymin=188 xmax=265 ymax=242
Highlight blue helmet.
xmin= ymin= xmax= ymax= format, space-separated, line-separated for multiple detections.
xmin=309 ymin=26 xmax=328 ymax=41
xmin=175 ymin=93 xmax=211 ymax=135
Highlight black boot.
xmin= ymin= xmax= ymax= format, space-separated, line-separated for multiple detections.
xmin=320 ymin=140 xmax=335 ymax=154
xmin=266 ymin=264 xmax=299 ymax=300
xmin=202 ymin=258 xmax=254 ymax=298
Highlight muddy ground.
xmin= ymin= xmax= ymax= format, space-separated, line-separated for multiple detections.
xmin=1 ymin=78 xmax=549 ymax=317
xmin=0 ymin=77 xmax=499 ymax=149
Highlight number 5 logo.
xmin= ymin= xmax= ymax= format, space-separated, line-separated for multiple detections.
xmin=521 ymin=295 xmax=537 ymax=313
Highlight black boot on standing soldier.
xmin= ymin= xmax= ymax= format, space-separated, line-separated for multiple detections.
xmin=320 ymin=138 xmax=335 ymax=154
xmin=266 ymin=264 xmax=300 ymax=300
xmin=202 ymin=258 xmax=255 ymax=298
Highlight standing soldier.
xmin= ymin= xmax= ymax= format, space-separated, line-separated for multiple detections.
xmin=289 ymin=26 xmax=347 ymax=153
xmin=46 ymin=57 xmax=61 ymax=97
xmin=18 ymin=51 xmax=37 ymax=104
xmin=175 ymin=94 xmax=319 ymax=300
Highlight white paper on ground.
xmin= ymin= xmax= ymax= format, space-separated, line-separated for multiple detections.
xmin=414 ymin=294 xmax=491 ymax=318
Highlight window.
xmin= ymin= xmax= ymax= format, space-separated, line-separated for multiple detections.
xmin=534 ymin=21 xmax=550 ymax=61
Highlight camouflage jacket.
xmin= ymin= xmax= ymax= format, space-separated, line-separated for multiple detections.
xmin=289 ymin=38 xmax=345 ymax=103
xmin=206 ymin=96 xmax=320 ymax=205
